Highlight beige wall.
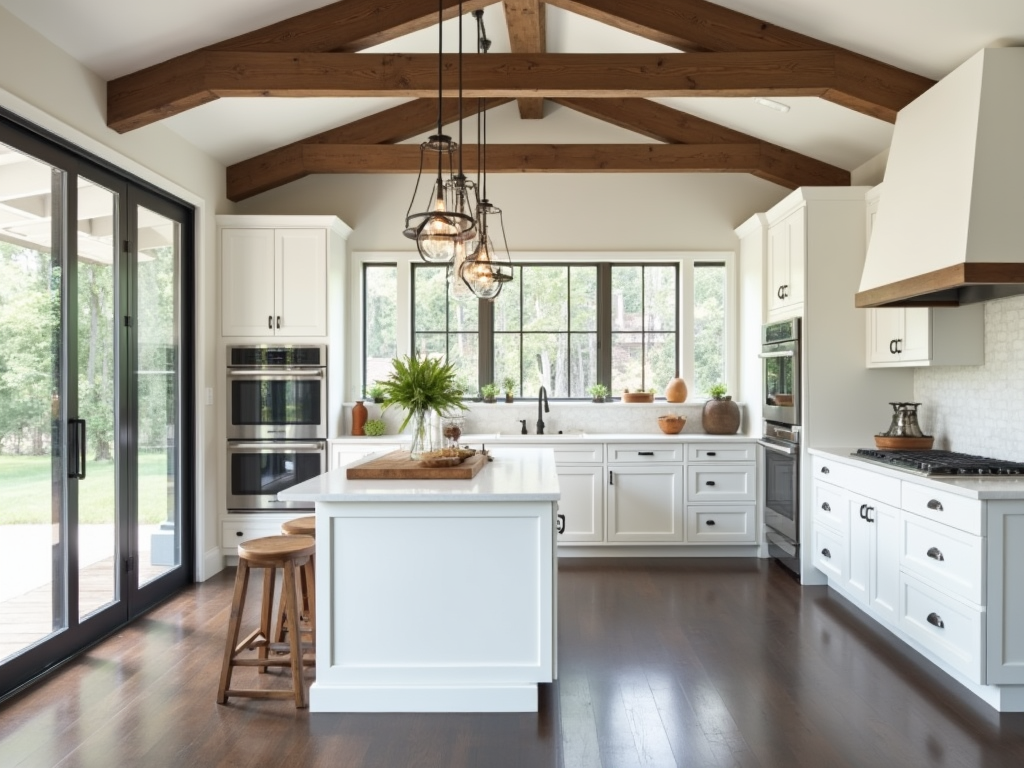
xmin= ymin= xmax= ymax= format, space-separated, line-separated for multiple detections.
xmin=0 ymin=6 xmax=232 ymax=580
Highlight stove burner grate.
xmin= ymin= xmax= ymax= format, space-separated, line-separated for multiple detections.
xmin=854 ymin=449 xmax=1024 ymax=476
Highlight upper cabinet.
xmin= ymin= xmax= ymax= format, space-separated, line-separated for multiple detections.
xmin=219 ymin=216 xmax=351 ymax=338
xmin=766 ymin=207 xmax=806 ymax=319
xmin=863 ymin=187 xmax=984 ymax=368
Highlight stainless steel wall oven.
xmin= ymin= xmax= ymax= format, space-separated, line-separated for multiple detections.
xmin=226 ymin=345 xmax=327 ymax=512
xmin=759 ymin=318 xmax=800 ymax=426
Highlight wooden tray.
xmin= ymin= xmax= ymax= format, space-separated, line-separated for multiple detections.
xmin=346 ymin=450 xmax=488 ymax=480
xmin=874 ymin=435 xmax=935 ymax=450
xmin=621 ymin=392 xmax=654 ymax=403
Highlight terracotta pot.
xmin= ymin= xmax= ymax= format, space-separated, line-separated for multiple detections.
xmin=701 ymin=396 xmax=740 ymax=435
xmin=351 ymin=400 xmax=368 ymax=436
xmin=664 ymin=377 xmax=688 ymax=403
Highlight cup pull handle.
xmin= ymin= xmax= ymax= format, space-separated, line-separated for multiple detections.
xmin=638 ymin=451 xmax=655 ymax=456
xmin=706 ymin=452 xmax=716 ymax=456
xmin=820 ymin=466 xmax=830 ymax=474
xmin=556 ymin=514 xmax=565 ymax=535
xmin=821 ymin=548 xmax=831 ymax=559
xmin=927 ymin=499 xmax=944 ymax=512
xmin=822 ymin=502 xmax=831 ymax=512
xmin=705 ymin=481 xmax=716 ymax=486
xmin=926 ymin=547 xmax=945 ymax=561
xmin=705 ymin=520 xmax=716 ymax=526
xmin=927 ymin=612 xmax=945 ymax=629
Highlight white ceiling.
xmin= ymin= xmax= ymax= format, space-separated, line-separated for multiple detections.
xmin=1 ymin=0 xmax=1024 ymax=173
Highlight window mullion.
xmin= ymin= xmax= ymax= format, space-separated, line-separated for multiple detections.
xmin=478 ymin=298 xmax=493 ymax=390
xmin=596 ymin=264 xmax=612 ymax=388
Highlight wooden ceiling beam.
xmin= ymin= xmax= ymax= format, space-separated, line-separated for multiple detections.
xmin=553 ymin=97 xmax=848 ymax=188
xmin=544 ymin=0 xmax=933 ymax=121
xmin=109 ymin=50 xmax=840 ymax=132
xmin=227 ymin=97 xmax=512 ymax=201
xmin=502 ymin=1 xmax=546 ymax=119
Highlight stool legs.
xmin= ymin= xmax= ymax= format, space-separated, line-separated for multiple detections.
xmin=275 ymin=553 xmax=316 ymax=646
xmin=217 ymin=556 xmax=311 ymax=708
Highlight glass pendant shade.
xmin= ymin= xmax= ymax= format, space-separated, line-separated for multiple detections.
xmin=462 ymin=201 xmax=513 ymax=299
xmin=448 ymin=241 xmax=474 ymax=300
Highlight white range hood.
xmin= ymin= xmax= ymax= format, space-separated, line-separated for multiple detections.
xmin=857 ymin=47 xmax=1024 ymax=308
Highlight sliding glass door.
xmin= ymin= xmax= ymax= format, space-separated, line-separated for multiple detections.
xmin=0 ymin=114 xmax=193 ymax=698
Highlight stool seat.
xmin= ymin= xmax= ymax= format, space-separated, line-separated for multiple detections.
xmin=218 ymin=535 xmax=316 ymax=708
xmin=281 ymin=515 xmax=316 ymax=537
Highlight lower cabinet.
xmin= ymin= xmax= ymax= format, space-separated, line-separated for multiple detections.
xmin=607 ymin=465 xmax=684 ymax=542
xmin=846 ymin=494 xmax=900 ymax=625
xmin=686 ymin=505 xmax=755 ymax=543
xmin=554 ymin=465 xmax=604 ymax=542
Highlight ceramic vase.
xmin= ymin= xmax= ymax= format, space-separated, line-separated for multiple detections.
xmin=664 ymin=377 xmax=688 ymax=403
xmin=351 ymin=400 xmax=368 ymax=436
xmin=702 ymin=396 xmax=740 ymax=435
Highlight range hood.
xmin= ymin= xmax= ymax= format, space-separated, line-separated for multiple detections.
xmin=857 ymin=47 xmax=1024 ymax=308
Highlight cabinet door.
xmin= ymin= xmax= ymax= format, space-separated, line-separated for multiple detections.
xmin=868 ymin=500 xmax=900 ymax=625
xmin=222 ymin=228 xmax=276 ymax=336
xmin=555 ymin=466 xmax=604 ymax=542
xmin=785 ymin=208 xmax=805 ymax=307
xmin=898 ymin=307 xmax=931 ymax=363
xmin=606 ymin=466 xmax=683 ymax=542
xmin=276 ymin=229 xmax=327 ymax=336
xmin=766 ymin=218 xmax=790 ymax=313
xmin=847 ymin=498 xmax=871 ymax=606
xmin=867 ymin=308 xmax=903 ymax=366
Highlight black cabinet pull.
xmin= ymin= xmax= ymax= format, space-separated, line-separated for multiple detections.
xmin=705 ymin=480 xmax=716 ymax=486
xmin=820 ymin=466 xmax=830 ymax=474
xmin=705 ymin=520 xmax=716 ymax=526
xmin=859 ymin=504 xmax=868 ymax=520
xmin=821 ymin=548 xmax=831 ymax=559
xmin=276 ymin=315 xmax=281 ymax=329
xmin=638 ymin=451 xmax=655 ymax=456
xmin=235 ymin=531 xmax=243 ymax=537
xmin=927 ymin=499 xmax=944 ymax=512
xmin=777 ymin=286 xmax=784 ymax=299
xmin=865 ymin=506 xmax=875 ymax=523
xmin=889 ymin=338 xmax=897 ymax=355
xmin=927 ymin=612 xmax=945 ymax=629
xmin=556 ymin=514 xmax=565 ymax=535
xmin=268 ymin=315 xmax=273 ymax=329
xmin=896 ymin=338 xmax=903 ymax=353
xmin=822 ymin=502 xmax=831 ymax=512
xmin=706 ymin=451 xmax=716 ymax=456
xmin=609 ymin=470 xmax=614 ymax=485
xmin=926 ymin=546 xmax=945 ymax=562
xmin=782 ymin=284 xmax=789 ymax=298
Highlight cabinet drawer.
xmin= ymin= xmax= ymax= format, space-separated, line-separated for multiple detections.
xmin=901 ymin=482 xmax=983 ymax=536
xmin=686 ymin=465 xmax=755 ymax=503
xmin=812 ymin=457 xmax=900 ymax=507
xmin=222 ymin=520 xmax=291 ymax=551
xmin=509 ymin=443 xmax=603 ymax=464
xmin=899 ymin=573 xmax=985 ymax=683
xmin=900 ymin=511 xmax=984 ymax=604
xmin=813 ymin=481 xmax=847 ymax=534
xmin=813 ymin=525 xmax=845 ymax=583
xmin=686 ymin=505 xmax=755 ymax=543
xmin=608 ymin=443 xmax=683 ymax=463
xmin=686 ymin=443 xmax=755 ymax=463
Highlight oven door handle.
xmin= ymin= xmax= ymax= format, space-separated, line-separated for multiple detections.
xmin=229 ymin=442 xmax=325 ymax=451
xmin=229 ymin=369 xmax=325 ymax=378
xmin=758 ymin=350 xmax=795 ymax=359
xmin=758 ymin=439 xmax=798 ymax=456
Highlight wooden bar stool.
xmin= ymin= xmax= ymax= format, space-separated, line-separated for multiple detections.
xmin=276 ymin=516 xmax=317 ymax=645
xmin=217 ymin=534 xmax=316 ymax=708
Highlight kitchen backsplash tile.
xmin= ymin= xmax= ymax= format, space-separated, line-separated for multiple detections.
xmin=915 ymin=294 xmax=1024 ymax=461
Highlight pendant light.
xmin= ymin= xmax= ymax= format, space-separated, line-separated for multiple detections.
xmin=403 ymin=0 xmax=475 ymax=263
xmin=459 ymin=10 xmax=514 ymax=300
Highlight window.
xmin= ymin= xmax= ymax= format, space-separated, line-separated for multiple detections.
xmin=360 ymin=252 xmax=732 ymax=400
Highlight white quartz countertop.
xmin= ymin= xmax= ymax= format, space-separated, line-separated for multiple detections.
xmin=331 ymin=432 xmax=756 ymax=444
xmin=279 ymin=446 xmax=561 ymax=503
xmin=809 ymin=447 xmax=1024 ymax=500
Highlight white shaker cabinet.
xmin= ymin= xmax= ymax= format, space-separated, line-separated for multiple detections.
xmin=846 ymin=493 xmax=901 ymax=626
xmin=766 ymin=207 xmax=805 ymax=319
xmin=607 ymin=444 xmax=684 ymax=542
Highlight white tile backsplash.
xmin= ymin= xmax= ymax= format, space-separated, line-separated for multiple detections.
xmin=914 ymin=294 xmax=1024 ymax=461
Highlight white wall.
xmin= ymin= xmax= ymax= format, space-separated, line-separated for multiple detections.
xmin=914 ymin=295 xmax=1024 ymax=460
xmin=0 ymin=6 xmax=232 ymax=580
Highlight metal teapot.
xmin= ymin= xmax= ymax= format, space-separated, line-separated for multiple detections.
xmin=883 ymin=402 xmax=925 ymax=438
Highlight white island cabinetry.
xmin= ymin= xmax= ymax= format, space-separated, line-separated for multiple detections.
xmin=278 ymin=447 xmax=559 ymax=713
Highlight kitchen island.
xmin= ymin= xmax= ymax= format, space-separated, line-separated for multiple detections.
xmin=278 ymin=447 xmax=560 ymax=713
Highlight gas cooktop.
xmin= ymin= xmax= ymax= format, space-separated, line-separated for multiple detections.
xmin=854 ymin=449 xmax=1024 ymax=477
xmin=851 ymin=448 xmax=1024 ymax=479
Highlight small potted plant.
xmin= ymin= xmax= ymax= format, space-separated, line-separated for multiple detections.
xmin=587 ymin=383 xmax=609 ymax=403
xmin=702 ymin=382 xmax=740 ymax=434
xmin=480 ymin=383 xmax=500 ymax=403
xmin=363 ymin=418 xmax=386 ymax=436
xmin=366 ymin=382 xmax=386 ymax=403
xmin=502 ymin=376 xmax=517 ymax=403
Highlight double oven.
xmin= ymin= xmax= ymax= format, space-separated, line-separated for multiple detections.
xmin=226 ymin=345 xmax=328 ymax=512
xmin=757 ymin=319 xmax=802 ymax=575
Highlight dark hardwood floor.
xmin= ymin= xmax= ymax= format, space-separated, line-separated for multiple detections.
xmin=2 ymin=558 xmax=1024 ymax=768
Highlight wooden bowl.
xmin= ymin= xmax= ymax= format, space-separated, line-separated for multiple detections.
xmin=657 ymin=416 xmax=686 ymax=434
xmin=874 ymin=435 xmax=934 ymax=450
xmin=622 ymin=392 xmax=654 ymax=403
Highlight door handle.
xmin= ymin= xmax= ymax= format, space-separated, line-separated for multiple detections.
xmin=777 ymin=285 xmax=784 ymax=299
xmin=706 ymin=452 xmax=716 ymax=456
xmin=859 ymin=504 xmax=868 ymax=520
xmin=926 ymin=546 xmax=945 ymax=561
xmin=276 ymin=315 xmax=281 ymax=329
xmin=68 ymin=418 xmax=87 ymax=480
xmin=896 ymin=338 xmax=903 ymax=353
xmin=889 ymin=339 xmax=897 ymax=355
xmin=268 ymin=315 xmax=273 ymax=330
xmin=609 ymin=470 xmax=613 ymax=485
xmin=637 ymin=451 xmax=654 ymax=456
xmin=821 ymin=548 xmax=831 ymax=559
xmin=865 ymin=506 xmax=875 ymax=523
xmin=556 ymin=514 xmax=565 ymax=535
xmin=926 ymin=612 xmax=945 ymax=629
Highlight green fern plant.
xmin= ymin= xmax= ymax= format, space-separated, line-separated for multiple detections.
xmin=378 ymin=355 xmax=467 ymax=431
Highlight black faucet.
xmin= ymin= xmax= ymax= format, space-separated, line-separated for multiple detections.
xmin=537 ymin=386 xmax=550 ymax=435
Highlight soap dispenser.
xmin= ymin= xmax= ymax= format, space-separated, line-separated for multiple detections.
xmin=519 ymin=419 xmax=527 ymax=435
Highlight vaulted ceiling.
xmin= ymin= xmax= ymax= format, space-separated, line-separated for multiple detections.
xmin=3 ymin=0 xmax=1024 ymax=204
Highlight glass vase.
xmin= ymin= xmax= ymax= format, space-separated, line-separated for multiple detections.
xmin=408 ymin=409 xmax=436 ymax=460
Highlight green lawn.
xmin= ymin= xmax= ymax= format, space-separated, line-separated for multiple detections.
xmin=0 ymin=453 xmax=174 ymax=525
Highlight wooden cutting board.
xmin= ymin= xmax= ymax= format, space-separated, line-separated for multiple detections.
xmin=346 ymin=450 xmax=489 ymax=480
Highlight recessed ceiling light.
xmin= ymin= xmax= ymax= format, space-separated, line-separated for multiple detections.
xmin=753 ymin=97 xmax=791 ymax=113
